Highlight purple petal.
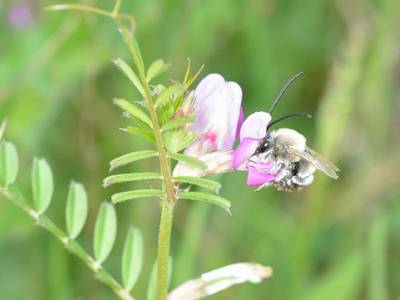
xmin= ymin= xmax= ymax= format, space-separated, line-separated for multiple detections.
xmin=246 ymin=167 xmax=276 ymax=186
xmin=7 ymin=2 xmax=36 ymax=29
xmin=194 ymin=73 xmax=225 ymax=104
xmin=240 ymin=112 xmax=271 ymax=141
xmin=192 ymin=74 xmax=243 ymax=152
xmin=232 ymin=138 xmax=259 ymax=170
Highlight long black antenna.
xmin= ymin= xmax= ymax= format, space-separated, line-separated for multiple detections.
xmin=267 ymin=112 xmax=311 ymax=129
xmin=268 ymin=72 xmax=305 ymax=114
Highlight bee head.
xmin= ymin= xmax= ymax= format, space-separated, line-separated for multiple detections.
xmin=254 ymin=132 xmax=271 ymax=155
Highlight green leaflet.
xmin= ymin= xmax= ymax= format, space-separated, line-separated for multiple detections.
xmin=66 ymin=181 xmax=88 ymax=239
xmin=174 ymin=176 xmax=222 ymax=193
xmin=183 ymin=59 xmax=204 ymax=87
xmin=161 ymin=116 xmax=195 ymax=132
xmin=163 ymin=130 xmax=197 ymax=153
xmin=183 ymin=58 xmax=192 ymax=84
xmin=178 ymin=191 xmax=231 ymax=213
xmin=114 ymin=98 xmax=153 ymax=128
xmin=0 ymin=141 xmax=19 ymax=187
xmin=146 ymin=59 xmax=170 ymax=82
xmin=131 ymin=38 xmax=145 ymax=71
xmin=155 ymin=84 xmax=186 ymax=107
xmin=0 ymin=119 xmax=7 ymax=141
xmin=32 ymin=158 xmax=54 ymax=214
xmin=109 ymin=150 xmax=158 ymax=171
xmin=111 ymin=189 xmax=164 ymax=203
xmin=93 ymin=202 xmax=117 ymax=264
xmin=103 ymin=172 xmax=162 ymax=187
xmin=122 ymin=226 xmax=144 ymax=291
xmin=114 ymin=58 xmax=145 ymax=96
xmin=168 ymin=152 xmax=207 ymax=171
xmin=121 ymin=127 xmax=155 ymax=143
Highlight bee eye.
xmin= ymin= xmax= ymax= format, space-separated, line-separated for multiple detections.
xmin=255 ymin=140 xmax=269 ymax=154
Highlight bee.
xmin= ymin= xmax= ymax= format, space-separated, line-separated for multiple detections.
xmin=252 ymin=72 xmax=339 ymax=191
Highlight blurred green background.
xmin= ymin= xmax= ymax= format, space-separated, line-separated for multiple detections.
xmin=1 ymin=0 xmax=400 ymax=299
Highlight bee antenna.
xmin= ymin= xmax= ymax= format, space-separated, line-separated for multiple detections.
xmin=268 ymin=72 xmax=305 ymax=114
xmin=267 ymin=112 xmax=312 ymax=130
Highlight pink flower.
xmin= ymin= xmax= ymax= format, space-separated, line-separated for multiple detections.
xmin=174 ymin=72 xmax=338 ymax=190
xmin=173 ymin=73 xmax=243 ymax=177
xmin=233 ymin=111 xmax=281 ymax=187
xmin=7 ymin=0 xmax=37 ymax=29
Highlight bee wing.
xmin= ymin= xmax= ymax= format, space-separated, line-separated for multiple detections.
xmin=287 ymin=146 xmax=339 ymax=179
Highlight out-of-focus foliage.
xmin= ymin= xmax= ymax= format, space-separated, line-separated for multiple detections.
xmin=1 ymin=0 xmax=399 ymax=299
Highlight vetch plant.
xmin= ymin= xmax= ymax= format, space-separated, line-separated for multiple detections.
xmin=0 ymin=1 xmax=339 ymax=300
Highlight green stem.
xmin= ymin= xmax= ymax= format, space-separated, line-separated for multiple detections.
xmin=114 ymin=18 xmax=176 ymax=300
xmin=45 ymin=4 xmax=176 ymax=298
xmin=156 ymin=201 xmax=175 ymax=299
xmin=44 ymin=4 xmax=113 ymax=18
xmin=112 ymin=0 xmax=122 ymax=15
xmin=0 ymin=187 xmax=135 ymax=300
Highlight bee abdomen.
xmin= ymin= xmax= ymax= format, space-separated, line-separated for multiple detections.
xmin=273 ymin=160 xmax=315 ymax=191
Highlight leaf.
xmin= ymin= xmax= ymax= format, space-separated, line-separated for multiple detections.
xmin=110 ymin=150 xmax=158 ymax=171
xmin=183 ymin=58 xmax=192 ymax=84
xmin=132 ymin=38 xmax=145 ymax=71
xmin=168 ymin=152 xmax=207 ymax=171
xmin=93 ymin=202 xmax=117 ymax=264
xmin=178 ymin=192 xmax=231 ymax=213
xmin=184 ymin=62 xmax=204 ymax=87
xmin=155 ymin=84 xmax=186 ymax=107
xmin=146 ymin=59 xmax=170 ymax=82
xmin=161 ymin=116 xmax=195 ymax=132
xmin=122 ymin=226 xmax=144 ymax=291
xmin=147 ymin=257 xmax=173 ymax=300
xmin=121 ymin=127 xmax=155 ymax=142
xmin=111 ymin=189 xmax=164 ymax=203
xmin=163 ymin=131 xmax=198 ymax=153
xmin=188 ymin=64 xmax=204 ymax=86
xmin=174 ymin=176 xmax=222 ymax=193
xmin=32 ymin=158 xmax=54 ymax=214
xmin=114 ymin=58 xmax=145 ymax=96
xmin=0 ymin=141 xmax=19 ymax=187
xmin=147 ymin=261 xmax=157 ymax=300
xmin=103 ymin=172 xmax=162 ymax=187
xmin=0 ymin=119 xmax=7 ymax=141
xmin=66 ymin=181 xmax=88 ymax=239
xmin=114 ymin=98 xmax=153 ymax=128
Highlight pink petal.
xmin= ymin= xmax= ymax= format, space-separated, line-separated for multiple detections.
xmin=246 ymin=167 xmax=276 ymax=186
xmin=7 ymin=2 xmax=36 ymax=28
xmin=232 ymin=138 xmax=259 ymax=170
xmin=194 ymin=73 xmax=225 ymax=104
xmin=235 ymin=106 xmax=244 ymax=141
xmin=240 ymin=112 xmax=271 ymax=141
xmin=192 ymin=74 xmax=242 ymax=152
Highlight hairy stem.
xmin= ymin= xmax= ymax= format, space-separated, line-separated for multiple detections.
xmin=45 ymin=3 xmax=176 ymax=298
xmin=156 ymin=201 xmax=175 ymax=299
xmin=0 ymin=187 xmax=134 ymax=300
xmin=114 ymin=18 xmax=176 ymax=300
xmin=116 ymin=24 xmax=176 ymax=203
